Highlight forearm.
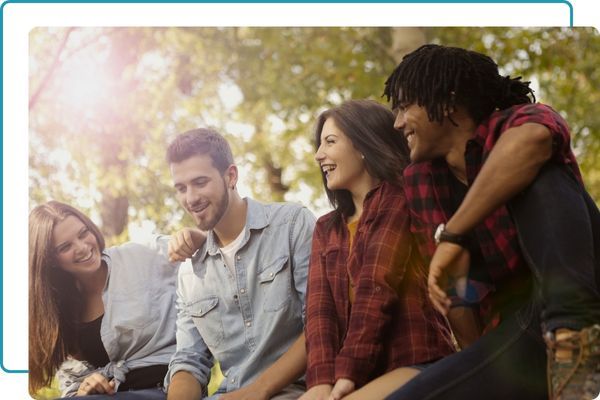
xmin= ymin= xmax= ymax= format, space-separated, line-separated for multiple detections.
xmin=252 ymin=333 xmax=307 ymax=397
xmin=167 ymin=371 xmax=203 ymax=400
xmin=447 ymin=123 xmax=552 ymax=234
xmin=447 ymin=306 xmax=482 ymax=349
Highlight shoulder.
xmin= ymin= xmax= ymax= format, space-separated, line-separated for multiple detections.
xmin=104 ymin=241 xmax=173 ymax=275
xmin=402 ymin=162 xmax=434 ymax=199
xmin=488 ymin=103 xmax=568 ymax=133
xmin=262 ymin=201 xmax=315 ymax=225
xmin=104 ymin=242 xmax=152 ymax=258
xmin=315 ymin=210 xmax=336 ymax=230
xmin=403 ymin=162 xmax=432 ymax=181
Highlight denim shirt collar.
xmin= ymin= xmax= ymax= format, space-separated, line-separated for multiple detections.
xmin=196 ymin=197 xmax=270 ymax=261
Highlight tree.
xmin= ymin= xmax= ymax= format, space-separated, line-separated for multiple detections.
xmin=29 ymin=27 xmax=600 ymax=244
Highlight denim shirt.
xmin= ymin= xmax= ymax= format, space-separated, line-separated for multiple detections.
xmin=57 ymin=236 xmax=181 ymax=397
xmin=165 ymin=198 xmax=315 ymax=395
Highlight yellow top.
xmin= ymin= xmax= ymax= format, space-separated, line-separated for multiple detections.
xmin=347 ymin=219 xmax=359 ymax=304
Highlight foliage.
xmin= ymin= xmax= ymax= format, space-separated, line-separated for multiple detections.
xmin=29 ymin=27 xmax=600 ymax=242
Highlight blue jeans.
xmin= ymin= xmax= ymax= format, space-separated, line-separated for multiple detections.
xmin=388 ymin=302 xmax=547 ymax=399
xmin=388 ymin=164 xmax=600 ymax=399
xmin=57 ymin=388 xmax=165 ymax=399
xmin=509 ymin=164 xmax=600 ymax=332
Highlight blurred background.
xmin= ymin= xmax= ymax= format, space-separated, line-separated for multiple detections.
xmin=30 ymin=27 xmax=600 ymax=247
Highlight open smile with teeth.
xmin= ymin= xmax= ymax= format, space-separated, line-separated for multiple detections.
xmin=321 ymin=164 xmax=337 ymax=177
xmin=404 ymin=130 xmax=416 ymax=146
xmin=76 ymin=249 xmax=94 ymax=263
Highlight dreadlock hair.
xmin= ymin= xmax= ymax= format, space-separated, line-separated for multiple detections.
xmin=384 ymin=44 xmax=536 ymax=125
xmin=29 ymin=201 xmax=105 ymax=395
xmin=314 ymin=99 xmax=410 ymax=229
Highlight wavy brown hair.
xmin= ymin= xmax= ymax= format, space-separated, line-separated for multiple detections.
xmin=314 ymin=99 xmax=410 ymax=228
xmin=28 ymin=201 xmax=105 ymax=395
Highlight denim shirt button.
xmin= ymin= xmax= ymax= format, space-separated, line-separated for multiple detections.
xmin=246 ymin=321 xmax=251 ymax=327
xmin=240 ymin=288 xmax=246 ymax=294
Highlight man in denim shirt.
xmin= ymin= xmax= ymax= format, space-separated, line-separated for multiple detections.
xmin=164 ymin=128 xmax=315 ymax=400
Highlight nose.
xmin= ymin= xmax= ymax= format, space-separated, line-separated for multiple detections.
xmin=185 ymin=186 xmax=202 ymax=208
xmin=74 ymin=239 xmax=89 ymax=255
xmin=393 ymin=110 xmax=406 ymax=130
xmin=314 ymin=143 xmax=325 ymax=163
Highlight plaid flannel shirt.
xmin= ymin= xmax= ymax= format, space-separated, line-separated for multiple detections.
xmin=404 ymin=103 xmax=582 ymax=329
xmin=305 ymin=182 xmax=454 ymax=388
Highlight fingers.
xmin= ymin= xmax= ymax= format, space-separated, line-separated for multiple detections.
xmin=428 ymin=265 xmax=450 ymax=316
xmin=77 ymin=373 xmax=115 ymax=396
xmin=168 ymin=229 xmax=196 ymax=262
xmin=329 ymin=379 xmax=355 ymax=400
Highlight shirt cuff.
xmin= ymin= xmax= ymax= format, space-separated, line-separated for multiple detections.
xmin=306 ymin=362 xmax=335 ymax=388
xmin=164 ymin=363 xmax=208 ymax=394
xmin=334 ymin=355 xmax=372 ymax=388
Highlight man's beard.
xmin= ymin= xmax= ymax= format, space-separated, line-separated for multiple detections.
xmin=196 ymin=179 xmax=229 ymax=231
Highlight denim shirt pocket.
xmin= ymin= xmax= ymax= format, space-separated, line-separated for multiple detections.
xmin=186 ymin=296 xmax=224 ymax=349
xmin=258 ymin=255 xmax=291 ymax=312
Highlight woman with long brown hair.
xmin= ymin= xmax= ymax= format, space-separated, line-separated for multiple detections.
xmin=29 ymin=201 xmax=179 ymax=399
xmin=301 ymin=100 xmax=454 ymax=400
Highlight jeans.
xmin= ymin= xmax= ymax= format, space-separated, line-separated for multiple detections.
xmin=58 ymin=388 xmax=166 ymax=399
xmin=388 ymin=164 xmax=600 ymax=399
xmin=509 ymin=164 xmax=600 ymax=332
xmin=387 ymin=302 xmax=547 ymax=399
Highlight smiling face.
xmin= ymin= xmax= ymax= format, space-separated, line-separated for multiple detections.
xmin=314 ymin=117 xmax=368 ymax=193
xmin=171 ymin=154 xmax=232 ymax=231
xmin=52 ymin=215 xmax=102 ymax=276
xmin=393 ymin=103 xmax=452 ymax=163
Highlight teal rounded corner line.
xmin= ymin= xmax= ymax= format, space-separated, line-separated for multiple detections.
xmin=1 ymin=0 xmax=28 ymax=374
xmin=0 ymin=0 xmax=28 ymax=374
xmin=0 ymin=0 xmax=575 ymax=376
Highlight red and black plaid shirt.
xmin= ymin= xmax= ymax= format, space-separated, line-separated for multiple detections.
xmin=305 ymin=182 xmax=454 ymax=388
xmin=404 ymin=103 xmax=583 ymax=329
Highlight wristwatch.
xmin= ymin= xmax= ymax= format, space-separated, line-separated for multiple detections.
xmin=434 ymin=223 xmax=469 ymax=247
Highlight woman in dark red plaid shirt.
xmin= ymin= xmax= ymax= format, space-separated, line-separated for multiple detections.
xmin=301 ymin=100 xmax=454 ymax=400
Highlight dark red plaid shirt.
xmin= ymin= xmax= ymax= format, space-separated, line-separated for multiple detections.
xmin=403 ymin=103 xmax=583 ymax=328
xmin=305 ymin=182 xmax=454 ymax=388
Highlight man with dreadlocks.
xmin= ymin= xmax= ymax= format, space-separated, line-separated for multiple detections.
xmin=381 ymin=44 xmax=600 ymax=400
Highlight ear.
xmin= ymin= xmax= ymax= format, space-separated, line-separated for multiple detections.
xmin=224 ymin=164 xmax=238 ymax=190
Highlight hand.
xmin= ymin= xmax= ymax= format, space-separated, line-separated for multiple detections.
xmin=428 ymin=241 xmax=471 ymax=316
xmin=298 ymin=384 xmax=333 ymax=400
xmin=329 ymin=379 xmax=355 ymax=400
xmin=76 ymin=372 xmax=115 ymax=396
xmin=219 ymin=383 xmax=269 ymax=400
xmin=168 ymin=228 xmax=206 ymax=262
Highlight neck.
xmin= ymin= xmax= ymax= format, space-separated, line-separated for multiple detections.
xmin=349 ymin=173 xmax=380 ymax=223
xmin=214 ymin=191 xmax=247 ymax=247
xmin=75 ymin=261 xmax=107 ymax=297
xmin=444 ymin=114 xmax=477 ymax=185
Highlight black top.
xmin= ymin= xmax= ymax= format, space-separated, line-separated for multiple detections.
xmin=78 ymin=315 xmax=110 ymax=367
xmin=78 ymin=315 xmax=168 ymax=391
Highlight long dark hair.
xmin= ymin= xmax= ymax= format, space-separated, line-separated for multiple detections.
xmin=384 ymin=44 xmax=536 ymax=125
xmin=314 ymin=99 xmax=409 ymax=227
xmin=28 ymin=201 xmax=105 ymax=395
